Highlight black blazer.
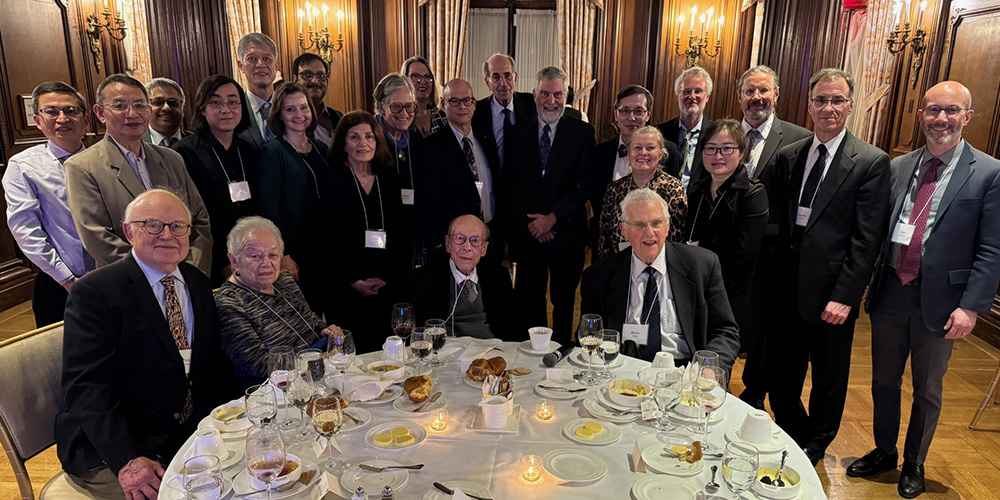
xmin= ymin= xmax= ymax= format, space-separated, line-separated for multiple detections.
xmin=751 ymin=118 xmax=812 ymax=185
xmin=656 ymin=116 xmax=712 ymax=189
xmin=56 ymin=254 xmax=239 ymax=475
xmin=472 ymin=92 xmax=537 ymax=159
xmin=579 ymin=243 xmax=741 ymax=371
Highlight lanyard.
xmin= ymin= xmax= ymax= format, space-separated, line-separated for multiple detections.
xmin=901 ymin=153 xmax=938 ymax=223
xmin=241 ymin=283 xmax=317 ymax=348
xmin=210 ymin=146 xmax=247 ymax=185
xmin=352 ymin=173 xmax=385 ymax=231
xmin=392 ymin=140 xmax=415 ymax=189
xmin=300 ymin=154 xmax=322 ymax=199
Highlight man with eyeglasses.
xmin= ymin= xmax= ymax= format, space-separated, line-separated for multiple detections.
xmin=57 ymin=189 xmax=239 ymax=500
xmin=65 ymin=73 xmax=213 ymax=276
xmin=403 ymin=214 xmax=516 ymax=339
xmin=141 ymin=77 xmax=191 ymax=147
xmin=236 ymin=32 xmax=278 ymax=148
xmin=293 ymin=52 xmax=344 ymax=148
xmin=655 ymin=66 xmax=714 ymax=190
xmin=472 ymin=53 xmax=536 ymax=165
xmin=764 ymin=68 xmax=890 ymax=467
xmin=581 ymin=188 xmax=739 ymax=369
xmin=849 ymin=81 xmax=1000 ymax=498
xmin=2 ymin=81 xmax=97 ymax=327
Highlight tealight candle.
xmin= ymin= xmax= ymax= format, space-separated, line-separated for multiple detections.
xmin=535 ymin=399 xmax=553 ymax=421
xmin=429 ymin=409 xmax=448 ymax=431
xmin=521 ymin=455 xmax=542 ymax=482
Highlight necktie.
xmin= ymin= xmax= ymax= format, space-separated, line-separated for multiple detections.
xmin=745 ymin=129 xmax=761 ymax=176
xmin=640 ymin=266 xmax=661 ymax=362
xmin=540 ymin=124 xmax=552 ymax=176
xmin=463 ymin=279 xmax=478 ymax=303
xmin=799 ymin=144 xmax=828 ymax=208
xmin=618 ymin=143 xmax=628 ymax=158
xmin=160 ymin=137 xmax=178 ymax=148
xmin=896 ymin=157 xmax=942 ymax=285
xmin=260 ymin=101 xmax=275 ymax=141
xmin=160 ymin=275 xmax=193 ymax=423
xmin=462 ymin=136 xmax=479 ymax=180
xmin=58 ymin=155 xmax=70 ymax=165
xmin=499 ymin=108 xmax=512 ymax=163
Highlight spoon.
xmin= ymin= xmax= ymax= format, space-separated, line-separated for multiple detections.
xmin=774 ymin=450 xmax=788 ymax=487
xmin=705 ymin=465 xmax=720 ymax=493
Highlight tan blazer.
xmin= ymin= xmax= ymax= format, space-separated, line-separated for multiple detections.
xmin=65 ymin=134 xmax=213 ymax=275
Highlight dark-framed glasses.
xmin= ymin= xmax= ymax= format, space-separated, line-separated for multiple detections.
xmin=128 ymin=219 xmax=192 ymax=236
xmin=103 ymin=101 xmax=150 ymax=113
xmin=449 ymin=233 xmax=487 ymax=247
xmin=150 ymin=98 xmax=183 ymax=108
xmin=623 ymin=218 xmax=667 ymax=231
xmin=616 ymin=107 xmax=648 ymax=117
xmin=923 ymin=105 xmax=966 ymax=117
xmin=37 ymin=106 xmax=85 ymax=118
xmin=809 ymin=97 xmax=851 ymax=108
xmin=207 ymin=99 xmax=242 ymax=110
xmin=408 ymin=73 xmax=434 ymax=83
xmin=704 ymin=146 xmax=739 ymax=156
xmin=446 ymin=97 xmax=475 ymax=108
xmin=742 ymin=87 xmax=774 ymax=98
xmin=298 ymin=71 xmax=329 ymax=81
xmin=386 ymin=102 xmax=416 ymax=113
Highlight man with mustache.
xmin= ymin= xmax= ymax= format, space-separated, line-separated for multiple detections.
xmin=472 ymin=53 xmax=536 ymax=165
xmin=655 ymin=66 xmax=713 ymax=190
xmin=293 ymin=52 xmax=344 ymax=149
xmin=236 ymin=32 xmax=278 ymax=149
xmin=849 ymin=81 xmax=1000 ymax=498
xmin=141 ymin=77 xmax=190 ymax=147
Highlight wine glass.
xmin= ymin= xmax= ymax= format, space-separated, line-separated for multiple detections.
xmin=297 ymin=348 xmax=325 ymax=387
xmin=326 ymin=330 xmax=356 ymax=380
xmin=425 ymin=318 xmax=448 ymax=337
xmin=183 ymin=455 xmax=222 ymax=500
xmin=597 ymin=329 xmax=621 ymax=379
xmin=693 ymin=366 xmax=728 ymax=453
xmin=286 ymin=370 xmax=315 ymax=442
xmin=267 ymin=346 xmax=298 ymax=433
xmin=652 ymin=370 xmax=682 ymax=431
xmin=427 ymin=326 xmax=448 ymax=367
xmin=311 ymin=397 xmax=346 ymax=473
xmin=392 ymin=303 xmax=416 ymax=338
xmin=410 ymin=328 xmax=433 ymax=373
xmin=687 ymin=350 xmax=720 ymax=433
xmin=577 ymin=314 xmax=603 ymax=386
xmin=245 ymin=426 xmax=285 ymax=500
xmin=722 ymin=441 xmax=760 ymax=497
xmin=244 ymin=383 xmax=277 ymax=427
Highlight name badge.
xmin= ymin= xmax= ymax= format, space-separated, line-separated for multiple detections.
xmin=401 ymin=189 xmax=414 ymax=206
xmin=891 ymin=222 xmax=915 ymax=245
xmin=618 ymin=241 xmax=631 ymax=251
xmin=622 ymin=323 xmax=649 ymax=346
xmin=686 ymin=241 xmax=700 ymax=247
xmin=228 ymin=181 xmax=251 ymax=202
xmin=365 ymin=230 xmax=387 ymax=249
xmin=795 ymin=207 xmax=811 ymax=227
xmin=179 ymin=348 xmax=192 ymax=375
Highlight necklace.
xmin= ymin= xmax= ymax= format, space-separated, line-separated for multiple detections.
xmin=285 ymin=135 xmax=311 ymax=154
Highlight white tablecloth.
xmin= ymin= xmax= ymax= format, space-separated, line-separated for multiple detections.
xmin=164 ymin=340 xmax=827 ymax=499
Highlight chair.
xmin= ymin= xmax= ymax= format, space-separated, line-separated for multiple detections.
xmin=969 ymin=361 xmax=1000 ymax=430
xmin=0 ymin=322 xmax=97 ymax=499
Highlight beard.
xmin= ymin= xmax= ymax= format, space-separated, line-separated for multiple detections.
xmin=923 ymin=124 xmax=959 ymax=146
xmin=538 ymin=106 xmax=564 ymax=124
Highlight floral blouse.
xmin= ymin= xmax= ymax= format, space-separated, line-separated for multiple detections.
xmin=597 ymin=168 xmax=688 ymax=260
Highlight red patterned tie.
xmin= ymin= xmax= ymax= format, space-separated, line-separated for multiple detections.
xmin=896 ymin=157 xmax=942 ymax=285
xmin=160 ymin=275 xmax=194 ymax=422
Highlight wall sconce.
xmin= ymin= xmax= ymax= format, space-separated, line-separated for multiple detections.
xmin=675 ymin=5 xmax=723 ymax=68
xmin=86 ymin=0 xmax=128 ymax=73
xmin=886 ymin=0 xmax=927 ymax=89
xmin=298 ymin=2 xmax=344 ymax=63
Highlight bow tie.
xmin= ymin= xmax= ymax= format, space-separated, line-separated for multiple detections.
xmin=618 ymin=144 xmax=628 ymax=158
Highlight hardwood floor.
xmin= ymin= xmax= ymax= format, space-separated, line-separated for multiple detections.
xmin=3 ymin=302 xmax=1000 ymax=499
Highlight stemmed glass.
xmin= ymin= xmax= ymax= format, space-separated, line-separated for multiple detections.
xmin=652 ymin=370 xmax=683 ymax=431
xmin=693 ymin=366 xmax=728 ymax=453
xmin=245 ymin=426 xmax=286 ymax=500
xmin=297 ymin=348 xmax=325 ymax=387
xmin=244 ymin=384 xmax=277 ymax=427
xmin=597 ymin=329 xmax=621 ymax=379
xmin=410 ymin=328 xmax=433 ymax=373
xmin=577 ymin=314 xmax=603 ymax=386
xmin=426 ymin=318 xmax=448 ymax=337
xmin=183 ymin=455 xmax=223 ymax=500
xmin=392 ymin=303 xmax=416 ymax=338
xmin=687 ymin=350 xmax=720 ymax=434
xmin=427 ymin=326 xmax=448 ymax=367
xmin=267 ymin=346 xmax=298 ymax=433
xmin=326 ymin=330 xmax=356 ymax=380
xmin=722 ymin=441 xmax=760 ymax=498
xmin=286 ymin=370 xmax=315 ymax=443
xmin=312 ymin=397 xmax=346 ymax=473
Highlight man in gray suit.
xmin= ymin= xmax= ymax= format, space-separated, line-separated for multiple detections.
xmin=848 ymin=81 xmax=1000 ymax=498
xmin=236 ymin=32 xmax=278 ymax=149
xmin=65 ymin=74 xmax=212 ymax=276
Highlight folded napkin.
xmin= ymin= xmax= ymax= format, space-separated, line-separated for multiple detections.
xmin=458 ymin=339 xmax=503 ymax=373
xmin=325 ymin=367 xmax=394 ymax=401
xmin=452 ymin=489 xmax=472 ymax=500
xmin=546 ymin=368 xmax=575 ymax=382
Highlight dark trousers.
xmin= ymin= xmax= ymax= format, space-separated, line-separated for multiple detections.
xmin=740 ymin=337 xmax=768 ymax=402
xmin=33 ymin=271 xmax=69 ymax=328
xmin=514 ymin=234 xmax=585 ymax=345
xmin=870 ymin=274 xmax=954 ymax=464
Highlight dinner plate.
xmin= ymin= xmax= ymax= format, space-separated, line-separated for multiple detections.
xmin=364 ymin=421 xmax=428 ymax=450
xmin=197 ymin=416 xmax=249 ymax=440
xmin=724 ymin=426 xmax=786 ymax=454
xmin=568 ymin=351 xmax=624 ymax=369
xmin=393 ymin=394 xmax=447 ymax=414
xmin=340 ymin=459 xmax=409 ymax=497
xmin=641 ymin=441 xmax=705 ymax=477
xmin=159 ymin=475 xmax=233 ymax=500
xmin=535 ymin=379 xmax=587 ymax=400
xmin=561 ymin=418 xmax=622 ymax=446
xmin=340 ymin=407 xmax=373 ymax=433
xmin=541 ymin=449 xmax=608 ymax=483
xmin=582 ymin=397 xmax=639 ymax=423
xmin=355 ymin=384 xmax=404 ymax=405
xmin=421 ymin=480 xmax=493 ymax=499
xmin=517 ymin=340 xmax=561 ymax=355
xmin=232 ymin=457 xmax=319 ymax=498
xmin=630 ymin=475 xmax=700 ymax=500
xmin=666 ymin=398 xmax=724 ymax=424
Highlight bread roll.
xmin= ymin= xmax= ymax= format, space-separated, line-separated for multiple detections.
xmin=403 ymin=375 xmax=433 ymax=402
xmin=466 ymin=356 xmax=507 ymax=381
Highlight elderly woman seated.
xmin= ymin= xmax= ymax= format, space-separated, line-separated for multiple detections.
xmin=216 ymin=216 xmax=340 ymax=384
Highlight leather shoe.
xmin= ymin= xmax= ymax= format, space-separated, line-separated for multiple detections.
xmin=802 ymin=446 xmax=824 ymax=466
xmin=898 ymin=461 xmax=925 ymax=498
xmin=846 ymin=448 xmax=898 ymax=477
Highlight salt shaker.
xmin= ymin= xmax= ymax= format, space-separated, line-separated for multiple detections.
xmin=350 ymin=486 xmax=365 ymax=500
xmin=380 ymin=485 xmax=394 ymax=499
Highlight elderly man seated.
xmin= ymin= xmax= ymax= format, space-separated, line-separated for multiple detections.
xmin=404 ymin=214 xmax=517 ymax=339
xmin=216 ymin=216 xmax=342 ymax=384
xmin=580 ymin=188 xmax=740 ymax=371
xmin=57 ymin=189 xmax=239 ymax=500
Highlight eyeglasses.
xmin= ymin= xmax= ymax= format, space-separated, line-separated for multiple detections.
xmin=923 ymin=105 xmax=966 ymax=117
xmin=446 ymin=97 xmax=475 ymax=108
xmin=298 ymin=71 xmax=329 ymax=81
xmin=207 ymin=99 xmax=242 ymax=110
xmin=489 ymin=73 xmax=514 ymax=83
xmin=742 ymin=87 xmax=774 ymax=98
xmin=127 ymin=219 xmax=192 ymax=236
xmin=385 ymin=102 xmax=416 ymax=113
xmin=103 ymin=101 xmax=150 ymax=113
xmin=243 ymin=54 xmax=275 ymax=66
xmin=623 ymin=218 xmax=667 ymax=231
xmin=408 ymin=73 xmax=434 ymax=83
xmin=704 ymin=146 xmax=740 ymax=156
xmin=37 ymin=106 xmax=85 ymax=118
xmin=810 ymin=97 xmax=851 ymax=108
xmin=616 ymin=107 xmax=648 ymax=117
xmin=150 ymin=98 xmax=183 ymax=108
xmin=449 ymin=233 xmax=487 ymax=247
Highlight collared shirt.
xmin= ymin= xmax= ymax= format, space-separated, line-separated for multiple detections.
xmin=449 ymin=258 xmax=480 ymax=288
xmin=245 ymin=89 xmax=271 ymax=139
xmin=798 ymin=128 xmax=847 ymax=206
xmin=625 ymin=246 xmax=690 ymax=360
xmin=538 ymin=118 xmax=559 ymax=144
xmin=612 ymin=136 xmax=631 ymax=181
xmin=107 ymin=134 xmax=153 ymax=189
xmin=450 ymin=124 xmax=494 ymax=222
xmin=313 ymin=106 xmax=335 ymax=149
xmin=2 ymin=141 xmax=94 ymax=283
xmin=132 ymin=249 xmax=195 ymax=345
xmin=742 ymin=113 xmax=775 ymax=176
xmin=679 ymin=116 xmax=704 ymax=188
xmin=148 ymin=127 xmax=182 ymax=147
xmin=490 ymin=96 xmax=515 ymax=159
xmin=891 ymin=140 xmax=964 ymax=267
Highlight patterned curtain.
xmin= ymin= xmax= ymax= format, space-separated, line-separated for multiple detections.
xmin=226 ymin=0 xmax=262 ymax=88
xmin=557 ymin=0 xmax=603 ymax=115
xmin=120 ymin=0 xmax=152 ymax=82
xmin=846 ymin=0 xmax=897 ymax=143
xmin=422 ymin=0 xmax=472 ymax=85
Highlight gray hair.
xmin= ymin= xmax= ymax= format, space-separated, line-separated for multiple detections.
xmin=535 ymin=66 xmax=568 ymax=89
xmin=620 ymin=188 xmax=670 ymax=222
xmin=737 ymin=65 xmax=779 ymax=92
xmin=482 ymin=53 xmax=517 ymax=79
xmin=122 ymin=188 xmax=192 ymax=225
xmin=145 ymin=77 xmax=185 ymax=101
xmin=237 ymin=32 xmax=277 ymax=60
xmin=96 ymin=73 xmax=148 ymax=106
xmin=372 ymin=73 xmax=416 ymax=113
xmin=674 ymin=66 xmax=714 ymax=96
xmin=808 ymin=68 xmax=854 ymax=99
xmin=31 ymin=81 xmax=87 ymax=114
xmin=227 ymin=216 xmax=285 ymax=255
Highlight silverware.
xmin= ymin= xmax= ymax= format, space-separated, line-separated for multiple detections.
xmin=219 ymin=410 xmax=246 ymax=422
xmin=413 ymin=392 xmax=442 ymax=412
xmin=537 ymin=384 xmax=587 ymax=393
xmin=762 ymin=450 xmax=789 ymax=486
xmin=433 ymin=482 xmax=492 ymax=500
xmin=706 ymin=465 xmax=720 ymax=493
xmin=342 ymin=408 xmax=362 ymax=425
xmin=661 ymin=447 xmax=722 ymax=459
xmin=359 ymin=463 xmax=425 ymax=472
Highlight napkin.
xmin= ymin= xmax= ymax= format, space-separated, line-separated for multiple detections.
xmin=452 ymin=488 xmax=472 ymax=500
xmin=326 ymin=367 xmax=395 ymax=402
xmin=458 ymin=339 xmax=503 ymax=373
xmin=545 ymin=368 xmax=575 ymax=382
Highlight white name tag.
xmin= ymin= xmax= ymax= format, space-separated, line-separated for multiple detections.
xmin=891 ymin=222 xmax=915 ymax=245
xmin=401 ymin=188 xmax=414 ymax=206
xmin=618 ymin=241 xmax=631 ymax=251
xmin=623 ymin=323 xmax=648 ymax=346
xmin=365 ymin=230 xmax=387 ymax=249
xmin=795 ymin=207 xmax=812 ymax=227
xmin=228 ymin=181 xmax=251 ymax=202
xmin=179 ymin=348 xmax=192 ymax=375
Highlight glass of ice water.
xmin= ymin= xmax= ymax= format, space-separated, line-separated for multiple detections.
xmin=722 ymin=441 xmax=759 ymax=497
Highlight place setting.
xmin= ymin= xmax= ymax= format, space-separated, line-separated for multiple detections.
xmin=517 ymin=326 xmax=561 ymax=355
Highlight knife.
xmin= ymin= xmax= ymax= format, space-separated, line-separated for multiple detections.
xmin=413 ymin=392 xmax=442 ymax=412
xmin=433 ymin=482 xmax=493 ymax=500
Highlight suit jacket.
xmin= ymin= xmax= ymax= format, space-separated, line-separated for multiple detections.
xmin=472 ymin=92 xmax=536 ymax=160
xmin=402 ymin=261 xmax=518 ymax=341
xmin=56 ymin=254 xmax=239 ymax=475
xmin=579 ymin=243 xmax=741 ymax=371
xmin=866 ymin=143 xmax=1000 ymax=330
xmin=751 ymin=117 xmax=812 ymax=186
xmin=65 ymin=134 xmax=213 ymax=276
xmin=771 ymin=132 xmax=891 ymax=320
xmin=238 ymin=89 xmax=267 ymax=149
xmin=141 ymin=128 xmax=192 ymax=145
xmin=655 ymin=116 xmax=712 ymax=189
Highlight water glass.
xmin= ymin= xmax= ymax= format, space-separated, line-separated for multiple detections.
xmin=244 ymin=383 xmax=277 ymax=427
xmin=183 ymin=455 xmax=222 ymax=500
xmin=722 ymin=441 xmax=759 ymax=497
xmin=597 ymin=329 xmax=620 ymax=379
xmin=427 ymin=326 xmax=448 ymax=367
xmin=652 ymin=370 xmax=682 ymax=430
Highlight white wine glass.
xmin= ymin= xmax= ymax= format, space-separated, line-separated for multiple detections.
xmin=722 ymin=441 xmax=759 ymax=497
xmin=326 ymin=330 xmax=356 ymax=379
xmin=244 ymin=383 xmax=277 ymax=427
xmin=312 ymin=397 xmax=346 ymax=473
xmin=577 ymin=314 xmax=603 ymax=386
xmin=245 ymin=426 xmax=285 ymax=500
xmin=687 ymin=350 xmax=720 ymax=434
xmin=693 ymin=366 xmax=728 ymax=453
xmin=597 ymin=329 xmax=620 ymax=379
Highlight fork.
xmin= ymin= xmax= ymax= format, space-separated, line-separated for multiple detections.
xmin=342 ymin=409 xmax=362 ymax=425
xmin=538 ymin=384 xmax=587 ymax=393
xmin=358 ymin=463 xmax=425 ymax=472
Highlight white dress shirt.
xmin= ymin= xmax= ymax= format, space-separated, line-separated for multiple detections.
xmin=133 ymin=249 xmax=195 ymax=345
xmin=148 ymin=127 xmax=183 ymax=147
xmin=490 ymin=96 xmax=515 ymax=160
xmin=625 ymin=246 xmax=690 ymax=360
xmin=612 ymin=137 xmax=631 ymax=181
xmin=742 ymin=113 xmax=775 ymax=177
xmin=798 ymin=128 xmax=847 ymax=206
xmin=449 ymin=258 xmax=480 ymax=289
xmin=451 ymin=125 xmax=493 ymax=222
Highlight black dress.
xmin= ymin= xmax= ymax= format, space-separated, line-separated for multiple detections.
xmin=378 ymin=116 xmax=431 ymax=266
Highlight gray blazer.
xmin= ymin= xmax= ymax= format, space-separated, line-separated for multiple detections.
xmin=65 ymin=134 xmax=213 ymax=275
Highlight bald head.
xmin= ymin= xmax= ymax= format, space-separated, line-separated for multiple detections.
xmin=923 ymin=81 xmax=972 ymax=109
xmin=446 ymin=214 xmax=489 ymax=275
xmin=123 ymin=189 xmax=192 ymax=274
xmin=441 ymin=79 xmax=476 ymax=133
xmin=919 ymin=80 xmax=974 ymax=155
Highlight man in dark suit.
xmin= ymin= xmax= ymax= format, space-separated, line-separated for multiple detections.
xmin=735 ymin=65 xmax=812 ymax=410
xmin=848 ymin=81 xmax=1000 ymax=498
xmin=141 ymin=78 xmax=192 ymax=147
xmin=235 ymin=33 xmax=278 ymax=149
xmin=293 ymin=52 xmax=344 ymax=149
xmin=404 ymin=214 xmax=517 ymax=339
xmin=580 ymin=188 xmax=739 ymax=370
xmin=57 ymin=189 xmax=238 ymax=500
xmin=471 ymin=53 xmax=536 ymax=165
xmin=655 ymin=66 xmax=713 ymax=190
xmin=505 ymin=66 xmax=596 ymax=344
xmin=765 ymin=68 xmax=891 ymax=466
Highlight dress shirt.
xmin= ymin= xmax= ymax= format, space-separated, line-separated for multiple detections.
xmin=107 ymin=134 xmax=153 ymax=189
xmin=449 ymin=258 xmax=480 ymax=288
xmin=132 ymin=249 xmax=194 ymax=345
xmin=148 ymin=127 xmax=183 ymax=147
xmin=313 ymin=106 xmax=335 ymax=149
xmin=450 ymin=124 xmax=493 ymax=222
xmin=625 ymin=246 xmax=689 ymax=360
xmin=890 ymin=140 xmax=963 ymax=267
xmin=538 ymin=119 xmax=560 ymax=144
xmin=679 ymin=116 xmax=704 ymax=188
xmin=2 ymin=141 xmax=93 ymax=283
xmin=490 ymin=96 xmax=515 ymax=153
xmin=742 ymin=113 xmax=775 ymax=176
xmin=798 ymin=128 xmax=847 ymax=206
xmin=613 ymin=137 xmax=631 ymax=181
xmin=245 ymin=89 xmax=271 ymax=140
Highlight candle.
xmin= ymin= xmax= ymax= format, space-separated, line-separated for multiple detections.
xmin=917 ymin=0 xmax=926 ymax=26
xmin=535 ymin=399 xmax=553 ymax=421
xmin=677 ymin=14 xmax=685 ymax=41
xmin=700 ymin=14 xmax=706 ymax=35
xmin=904 ymin=0 xmax=911 ymax=24
xmin=322 ymin=3 xmax=329 ymax=30
xmin=893 ymin=1 xmax=901 ymax=28
xmin=430 ymin=409 xmax=448 ymax=431
xmin=521 ymin=455 xmax=542 ymax=482
xmin=298 ymin=9 xmax=304 ymax=33
xmin=305 ymin=2 xmax=312 ymax=27
xmin=690 ymin=6 xmax=697 ymax=31
xmin=706 ymin=7 xmax=714 ymax=33
xmin=312 ymin=8 xmax=319 ymax=29
xmin=718 ymin=15 xmax=724 ymax=41
xmin=338 ymin=10 xmax=344 ymax=32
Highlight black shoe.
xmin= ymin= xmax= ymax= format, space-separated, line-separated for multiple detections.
xmin=847 ymin=448 xmax=899 ymax=477
xmin=898 ymin=461 xmax=925 ymax=498
xmin=802 ymin=446 xmax=825 ymax=466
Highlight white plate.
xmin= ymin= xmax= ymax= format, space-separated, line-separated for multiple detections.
xmin=667 ymin=400 xmax=724 ymax=424
xmin=421 ymin=480 xmax=493 ymax=499
xmin=561 ymin=418 xmax=622 ymax=446
xmin=641 ymin=444 xmax=705 ymax=477
xmin=568 ymin=351 xmax=624 ymax=369
xmin=748 ymin=481 xmax=814 ymax=500
xmin=535 ymin=380 xmax=587 ymax=400
xmin=517 ymin=340 xmax=561 ymax=355
xmin=465 ymin=404 xmax=521 ymax=434
xmin=340 ymin=459 xmax=409 ymax=497
xmin=464 ymin=375 xmax=485 ymax=389
xmin=340 ymin=407 xmax=373 ymax=433
xmin=724 ymin=426 xmax=786 ymax=454
xmin=355 ymin=385 xmax=404 ymax=405
xmin=160 ymin=475 xmax=233 ymax=500
xmin=541 ymin=449 xmax=608 ymax=483
xmin=197 ymin=415 xmax=249 ymax=440
xmin=630 ymin=475 xmax=700 ymax=500
xmin=364 ymin=421 xmax=428 ymax=450
xmin=393 ymin=394 xmax=447 ymax=414
xmin=232 ymin=458 xmax=318 ymax=498
xmin=582 ymin=398 xmax=639 ymax=423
